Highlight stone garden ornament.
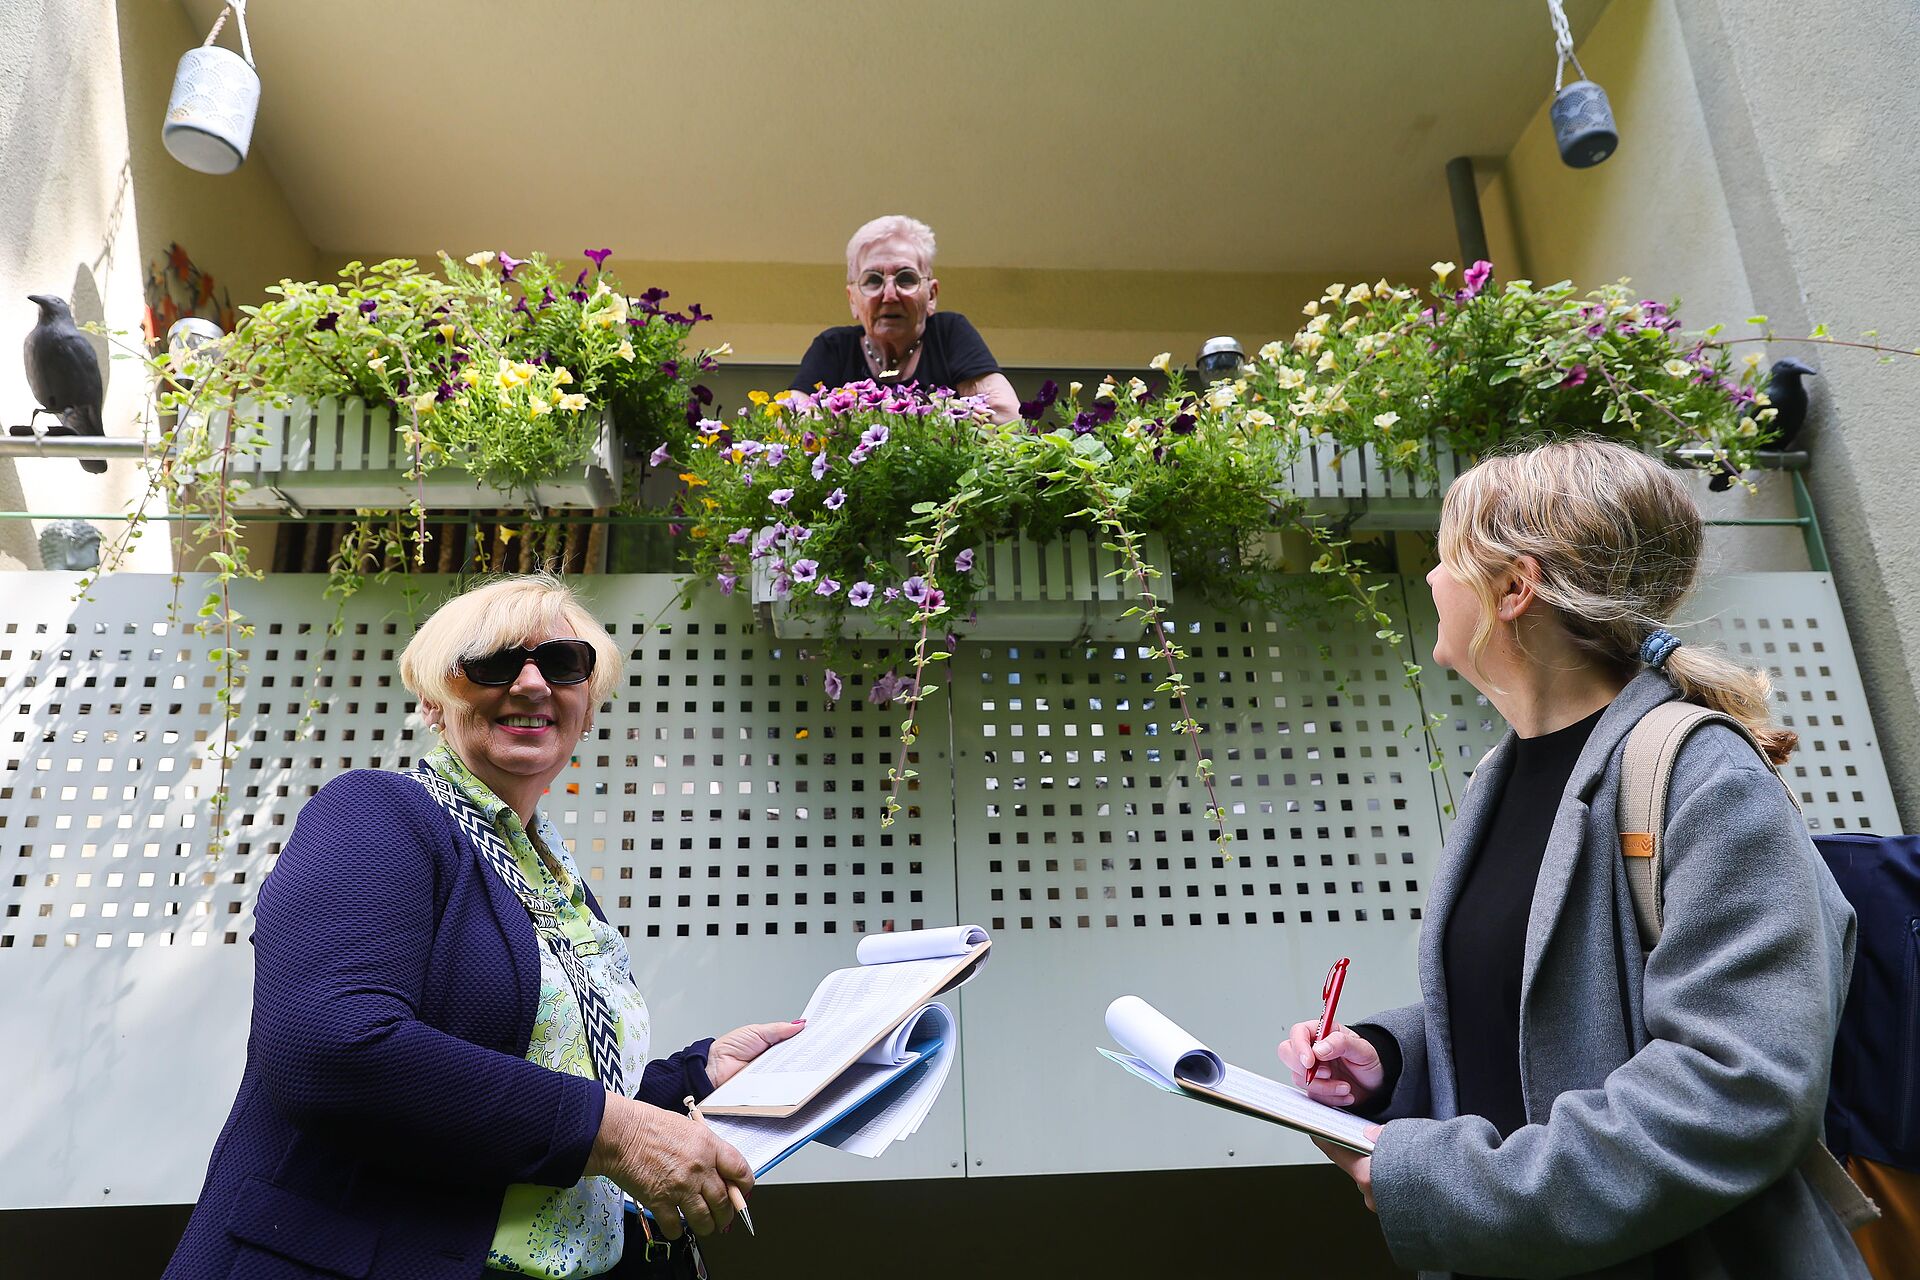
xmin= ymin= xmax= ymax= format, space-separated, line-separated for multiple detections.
xmin=164 ymin=1 xmax=259 ymax=175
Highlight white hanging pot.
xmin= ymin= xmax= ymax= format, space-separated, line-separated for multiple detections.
xmin=163 ymin=2 xmax=259 ymax=175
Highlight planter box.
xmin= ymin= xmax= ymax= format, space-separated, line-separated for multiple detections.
xmin=219 ymin=396 xmax=620 ymax=511
xmin=752 ymin=531 xmax=1173 ymax=642
xmin=1288 ymin=440 xmax=1468 ymax=528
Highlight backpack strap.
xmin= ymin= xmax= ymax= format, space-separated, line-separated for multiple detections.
xmin=1616 ymin=702 xmax=1877 ymax=1229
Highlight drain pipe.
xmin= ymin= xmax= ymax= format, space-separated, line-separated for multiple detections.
xmin=1446 ymin=156 xmax=1491 ymax=267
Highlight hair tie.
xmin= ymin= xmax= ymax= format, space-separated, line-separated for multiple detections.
xmin=1639 ymin=629 xmax=1681 ymax=669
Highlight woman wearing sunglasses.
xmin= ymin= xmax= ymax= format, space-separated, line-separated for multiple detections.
xmin=789 ymin=214 xmax=1021 ymax=422
xmin=165 ymin=575 xmax=801 ymax=1279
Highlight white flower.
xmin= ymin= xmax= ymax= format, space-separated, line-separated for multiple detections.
xmin=1344 ymin=283 xmax=1372 ymax=305
xmin=1322 ymin=283 xmax=1346 ymax=303
xmin=1374 ymin=411 xmax=1401 ymax=429
xmin=1206 ymin=384 xmax=1238 ymax=409
xmin=1302 ymin=300 xmax=1320 ymax=317
xmin=366 ymin=355 xmax=388 ymax=372
xmin=1128 ymin=377 xmax=1149 ymax=398
xmin=559 ymin=393 xmax=589 ymax=412
xmin=1432 ymin=260 xmax=1456 ymax=280
xmin=1272 ymin=365 xmax=1305 ymax=390
xmin=1245 ymin=409 xmax=1275 ymax=429
xmin=1096 ymin=380 xmax=1118 ymax=400
xmin=1340 ymin=316 xmax=1361 ymax=334
xmin=1664 ymin=359 xmax=1693 ymax=379
xmin=465 ymin=251 xmax=496 ymax=266
xmin=617 ymin=341 xmax=635 ymax=361
xmin=1149 ymin=352 xmax=1172 ymax=374
xmin=1258 ymin=340 xmax=1287 ymax=363
xmin=1069 ymin=381 xmax=1083 ymax=398
xmin=709 ymin=342 xmax=734 ymax=358
xmin=411 ymin=391 xmax=438 ymax=414
xmin=1316 ymin=351 xmax=1337 ymax=373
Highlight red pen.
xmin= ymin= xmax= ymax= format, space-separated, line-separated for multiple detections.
xmin=1311 ymin=956 xmax=1350 ymax=1046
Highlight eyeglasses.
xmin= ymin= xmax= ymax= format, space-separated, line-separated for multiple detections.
xmin=854 ymin=268 xmax=927 ymax=297
xmin=458 ymin=638 xmax=596 ymax=687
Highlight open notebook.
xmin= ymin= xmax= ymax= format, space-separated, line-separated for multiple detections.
xmin=1099 ymin=995 xmax=1377 ymax=1154
xmin=698 ymin=925 xmax=990 ymax=1119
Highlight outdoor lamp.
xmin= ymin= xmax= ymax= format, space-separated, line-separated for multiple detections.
xmin=1546 ymin=0 xmax=1617 ymax=168
xmin=1196 ymin=337 xmax=1247 ymax=381
xmin=166 ymin=317 xmax=227 ymax=387
xmin=164 ymin=1 xmax=260 ymax=175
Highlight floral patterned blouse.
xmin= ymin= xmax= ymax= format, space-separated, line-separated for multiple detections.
xmin=424 ymin=746 xmax=650 ymax=1278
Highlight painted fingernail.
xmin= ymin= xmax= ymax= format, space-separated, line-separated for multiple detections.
xmin=791 ymin=1018 xmax=807 ymax=1025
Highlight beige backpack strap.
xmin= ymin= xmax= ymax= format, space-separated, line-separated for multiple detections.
xmin=1617 ymin=702 xmax=1875 ymax=1226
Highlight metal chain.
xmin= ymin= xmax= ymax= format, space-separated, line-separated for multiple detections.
xmin=1546 ymin=0 xmax=1588 ymax=90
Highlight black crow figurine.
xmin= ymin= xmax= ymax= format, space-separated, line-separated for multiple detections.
xmin=1763 ymin=357 xmax=1818 ymax=450
xmin=19 ymin=294 xmax=107 ymax=473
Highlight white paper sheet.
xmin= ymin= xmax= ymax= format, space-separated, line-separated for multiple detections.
xmin=855 ymin=924 xmax=989 ymax=968
xmin=702 ymin=1059 xmax=913 ymax=1176
xmin=821 ymin=1004 xmax=956 ymax=1156
xmin=1104 ymin=994 xmax=1225 ymax=1087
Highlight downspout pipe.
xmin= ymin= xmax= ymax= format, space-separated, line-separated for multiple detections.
xmin=1446 ymin=156 xmax=1491 ymax=267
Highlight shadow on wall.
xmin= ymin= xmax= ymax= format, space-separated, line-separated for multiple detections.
xmin=67 ymin=260 xmax=111 ymax=405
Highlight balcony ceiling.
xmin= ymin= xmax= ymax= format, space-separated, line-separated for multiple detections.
xmin=180 ymin=0 xmax=1608 ymax=273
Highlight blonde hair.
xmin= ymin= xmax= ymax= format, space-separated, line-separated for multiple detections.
xmin=398 ymin=573 xmax=622 ymax=711
xmin=1439 ymin=437 xmax=1797 ymax=763
xmin=846 ymin=215 xmax=936 ymax=281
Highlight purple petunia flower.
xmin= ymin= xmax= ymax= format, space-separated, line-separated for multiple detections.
xmin=717 ymin=573 xmax=737 ymax=595
xmin=688 ymin=303 xmax=711 ymax=323
xmin=773 ymin=575 xmax=792 ymax=600
xmin=847 ymin=445 xmax=871 ymax=467
xmin=1169 ymin=412 xmax=1197 ymax=436
xmin=499 ymin=252 xmax=527 ymax=281
xmin=1559 ymin=365 xmax=1590 ymax=389
xmin=1019 ymin=378 xmax=1060 ymax=422
xmin=925 ymin=588 xmax=945 ymax=610
xmin=697 ymin=417 xmax=725 ymax=436
xmin=902 ymin=576 xmax=930 ymax=605
xmin=790 ymin=526 xmax=813 ymax=543
xmin=585 ymin=248 xmax=612 ymax=270
xmin=825 ymin=487 xmax=847 ymax=511
xmin=770 ymin=487 xmax=795 ymax=507
xmin=649 ymin=442 xmax=671 ymax=467
xmin=791 ymin=558 xmax=819 ymax=583
xmin=314 ymin=312 xmax=339 ymax=331
xmin=660 ymin=360 xmax=679 ymax=381
xmin=883 ymin=586 xmax=901 ymax=602
xmin=954 ymin=548 xmax=975 ymax=574
xmin=815 ymin=577 xmax=841 ymax=598
xmin=765 ymin=444 xmax=788 ymax=467
xmin=540 ymin=286 xmax=557 ymax=309
xmin=859 ymin=424 xmax=890 ymax=449
xmin=436 ymin=382 xmax=456 ymax=402
xmin=824 ymin=669 xmax=844 ymax=702
xmin=848 ymin=581 xmax=875 ymax=607
xmin=727 ymin=527 xmax=751 ymax=545
xmin=358 ymin=299 xmax=378 ymax=316
xmin=1461 ymin=260 xmax=1493 ymax=299
xmin=811 ymin=452 xmax=830 ymax=480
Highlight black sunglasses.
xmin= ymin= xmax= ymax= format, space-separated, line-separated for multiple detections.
xmin=458 ymin=638 xmax=596 ymax=687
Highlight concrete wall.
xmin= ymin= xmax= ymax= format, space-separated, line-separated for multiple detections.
xmin=0 ymin=0 xmax=319 ymax=571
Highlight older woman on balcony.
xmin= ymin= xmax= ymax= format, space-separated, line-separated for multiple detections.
xmin=165 ymin=574 xmax=802 ymax=1279
xmin=790 ymin=214 xmax=1021 ymax=422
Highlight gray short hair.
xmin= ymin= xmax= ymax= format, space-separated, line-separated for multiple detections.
xmin=845 ymin=215 xmax=936 ymax=281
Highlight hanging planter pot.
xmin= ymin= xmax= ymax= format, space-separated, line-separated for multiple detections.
xmin=163 ymin=2 xmax=259 ymax=175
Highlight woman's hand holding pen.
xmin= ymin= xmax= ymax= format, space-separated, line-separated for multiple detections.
xmin=583 ymin=1094 xmax=751 ymax=1238
xmin=1283 ymin=1019 xmax=1386 ymax=1109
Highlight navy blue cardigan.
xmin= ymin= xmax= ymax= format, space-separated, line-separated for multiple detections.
xmin=164 ymin=770 xmax=714 ymax=1279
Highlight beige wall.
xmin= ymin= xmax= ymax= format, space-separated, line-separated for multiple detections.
xmin=313 ymin=254 xmax=1434 ymax=374
xmin=0 ymin=0 xmax=319 ymax=571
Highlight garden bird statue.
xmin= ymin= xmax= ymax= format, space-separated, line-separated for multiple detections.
xmin=18 ymin=294 xmax=108 ymax=473
xmin=1763 ymin=357 xmax=1818 ymax=451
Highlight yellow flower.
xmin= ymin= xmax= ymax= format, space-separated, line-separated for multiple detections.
xmin=465 ymin=251 xmax=496 ymax=266
xmin=529 ymin=397 xmax=552 ymax=416
xmin=558 ymin=393 xmax=589 ymax=413
xmin=678 ymin=472 xmax=708 ymax=488
xmin=1432 ymin=261 xmax=1456 ymax=281
xmin=1149 ymin=352 xmax=1172 ymax=374
xmin=411 ymin=392 xmax=438 ymax=415
xmin=366 ymin=355 xmax=388 ymax=373
xmin=1344 ymin=283 xmax=1372 ymax=305
xmin=1375 ymin=278 xmax=1392 ymax=295
xmin=617 ymin=341 xmax=635 ymax=361
xmin=553 ymin=367 xmax=574 ymax=386
xmin=1316 ymin=351 xmax=1337 ymax=373
xmin=749 ymin=390 xmax=771 ymax=407
xmin=701 ymin=497 xmax=719 ymax=511
xmin=437 ymin=324 xmax=456 ymax=342
xmin=1743 ymin=352 xmax=1763 ymax=369
xmin=1392 ymin=438 xmax=1422 ymax=462
xmin=1258 ymin=340 xmax=1286 ymax=363
xmin=1373 ymin=411 xmax=1401 ymax=429
xmin=1738 ymin=416 xmax=1759 ymax=437
xmin=460 ymin=366 xmax=484 ymax=386
xmin=1663 ymin=359 xmax=1693 ymax=379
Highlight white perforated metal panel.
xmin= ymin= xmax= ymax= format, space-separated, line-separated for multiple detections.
xmin=0 ymin=566 xmax=1896 ymax=1207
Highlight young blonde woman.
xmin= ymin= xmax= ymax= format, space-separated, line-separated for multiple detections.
xmin=1286 ymin=439 xmax=1870 ymax=1279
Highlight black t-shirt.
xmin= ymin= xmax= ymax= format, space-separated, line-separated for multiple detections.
xmin=1443 ymin=704 xmax=1607 ymax=1141
xmin=789 ymin=310 xmax=1000 ymax=394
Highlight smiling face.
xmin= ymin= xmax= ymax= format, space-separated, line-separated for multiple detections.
xmin=423 ymin=626 xmax=592 ymax=799
xmin=846 ymin=234 xmax=937 ymax=349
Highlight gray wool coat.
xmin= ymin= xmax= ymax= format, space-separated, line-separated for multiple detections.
xmin=1361 ymin=671 xmax=1870 ymax=1279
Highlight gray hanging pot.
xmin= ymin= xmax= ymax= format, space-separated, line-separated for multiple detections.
xmin=1552 ymin=79 xmax=1618 ymax=168
xmin=163 ymin=1 xmax=258 ymax=175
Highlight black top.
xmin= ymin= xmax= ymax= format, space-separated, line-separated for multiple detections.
xmin=1443 ymin=704 xmax=1606 ymax=1140
xmin=789 ymin=310 xmax=1001 ymax=393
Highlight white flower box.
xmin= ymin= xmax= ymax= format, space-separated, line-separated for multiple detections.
xmin=1287 ymin=439 xmax=1468 ymax=528
xmin=751 ymin=530 xmax=1173 ymax=642
xmin=219 ymin=396 xmax=620 ymax=511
